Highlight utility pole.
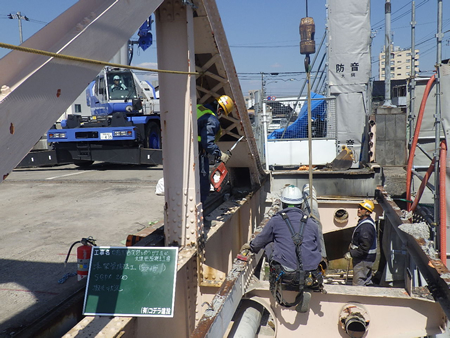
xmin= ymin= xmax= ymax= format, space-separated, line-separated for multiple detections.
xmin=8 ymin=12 xmax=29 ymax=44
xmin=383 ymin=0 xmax=394 ymax=107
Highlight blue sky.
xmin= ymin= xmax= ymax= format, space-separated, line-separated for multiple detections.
xmin=0 ymin=1 xmax=449 ymax=97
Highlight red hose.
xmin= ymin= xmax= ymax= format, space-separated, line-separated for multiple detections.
xmin=410 ymin=158 xmax=435 ymax=213
xmin=406 ymin=74 xmax=436 ymax=211
xmin=440 ymin=140 xmax=447 ymax=264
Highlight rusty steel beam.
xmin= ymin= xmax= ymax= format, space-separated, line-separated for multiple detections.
xmin=190 ymin=203 xmax=279 ymax=338
xmin=376 ymin=186 xmax=450 ymax=317
xmin=190 ymin=250 xmax=263 ymax=338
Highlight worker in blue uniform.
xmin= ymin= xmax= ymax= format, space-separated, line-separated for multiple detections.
xmin=197 ymin=95 xmax=234 ymax=204
xmin=242 ymin=185 xmax=323 ymax=311
xmin=345 ymin=199 xmax=377 ymax=286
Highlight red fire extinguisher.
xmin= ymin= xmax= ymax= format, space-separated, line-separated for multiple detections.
xmin=65 ymin=237 xmax=96 ymax=281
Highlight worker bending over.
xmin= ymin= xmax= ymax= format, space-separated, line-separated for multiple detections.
xmin=345 ymin=200 xmax=377 ymax=286
xmin=197 ymin=95 xmax=234 ymax=204
xmin=242 ymin=185 xmax=323 ymax=311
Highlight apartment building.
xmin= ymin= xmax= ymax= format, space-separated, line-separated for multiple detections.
xmin=379 ymin=46 xmax=419 ymax=80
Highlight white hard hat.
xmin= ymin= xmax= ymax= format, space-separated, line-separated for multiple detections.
xmin=280 ymin=185 xmax=304 ymax=205
xmin=113 ymin=75 xmax=120 ymax=80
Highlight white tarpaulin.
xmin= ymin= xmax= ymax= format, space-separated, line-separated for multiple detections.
xmin=327 ymin=0 xmax=371 ymax=165
xmin=328 ymin=0 xmax=371 ymax=87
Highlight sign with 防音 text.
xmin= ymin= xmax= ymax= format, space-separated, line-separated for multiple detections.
xmin=83 ymin=246 xmax=178 ymax=317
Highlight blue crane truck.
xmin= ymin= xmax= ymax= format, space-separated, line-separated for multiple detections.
xmin=17 ymin=17 xmax=162 ymax=168
xmin=18 ymin=67 xmax=162 ymax=168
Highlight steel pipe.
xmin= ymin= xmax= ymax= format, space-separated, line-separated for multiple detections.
xmin=406 ymin=74 xmax=436 ymax=211
xmin=344 ymin=315 xmax=367 ymax=338
xmin=228 ymin=301 xmax=263 ymax=338
xmin=339 ymin=303 xmax=369 ymax=338
xmin=439 ymin=140 xmax=447 ymax=264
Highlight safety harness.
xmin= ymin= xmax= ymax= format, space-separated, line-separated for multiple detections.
xmin=269 ymin=212 xmax=309 ymax=307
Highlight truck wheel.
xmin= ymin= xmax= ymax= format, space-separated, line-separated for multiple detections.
xmin=73 ymin=160 xmax=94 ymax=167
xmin=145 ymin=121 xmax=161 ymax=149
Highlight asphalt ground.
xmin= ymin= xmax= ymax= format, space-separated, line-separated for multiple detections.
xmin=0 ymin=163 xmax=165 ymax=337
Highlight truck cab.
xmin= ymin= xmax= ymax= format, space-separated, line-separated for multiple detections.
xmin=86 ymin=68 xmax=157 ymax=117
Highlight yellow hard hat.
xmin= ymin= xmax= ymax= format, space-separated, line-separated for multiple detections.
xmin=359 ymin=199 xmax=374 ymax=213
xmin=217 ymin=95 xmax=234 ymax=116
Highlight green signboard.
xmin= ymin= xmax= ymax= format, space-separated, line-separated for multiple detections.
xmin=83 ymin=246 xmax=178 ymax=317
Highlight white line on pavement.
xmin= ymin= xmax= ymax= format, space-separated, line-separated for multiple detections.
xmin=46 ymin=171 xmax=89 ymax=180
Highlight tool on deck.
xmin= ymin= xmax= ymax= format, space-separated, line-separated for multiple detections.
xmin=210 ymin=136 xmax=245 ymax=192
xmin=237 ymin=249 xmax=251 ymax=262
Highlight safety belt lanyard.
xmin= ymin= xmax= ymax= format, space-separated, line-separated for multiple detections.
xmin=280 ymin=212 xmax=308 ymax=272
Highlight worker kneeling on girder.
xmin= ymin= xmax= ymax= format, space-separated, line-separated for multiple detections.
xmin=241 ymin=185 xmax=324 ymax=312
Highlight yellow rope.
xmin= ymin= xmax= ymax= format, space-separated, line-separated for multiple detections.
xmin=0 ymin=42 xmax=199 ymax=75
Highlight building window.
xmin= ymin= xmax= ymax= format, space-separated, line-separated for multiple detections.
xmin=406 ymin=53 xmax=411 ymax=57
xmin=406 ymin=65 xmax=410 ymax=69
xmin=75 ymin=104 xmax=82 ymax=113
xmin=406 ymin=59 xmax=410 ymax=63
xmin=382 ymin=61 xmax=385 ymax=65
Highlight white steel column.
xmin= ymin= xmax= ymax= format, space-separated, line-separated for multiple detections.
xmin=156 ymin=1 xmax=201 ymax=247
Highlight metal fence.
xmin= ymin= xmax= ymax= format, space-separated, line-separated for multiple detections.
xmin=266 ymin=97 xmax=336 ymax=140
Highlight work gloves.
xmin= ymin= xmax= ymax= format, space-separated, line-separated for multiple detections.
xmin=220 ymin=151 xmax=230 ymax=164
xmin=344 ymin=252 xmax=352 ymax=260
xmin=240 ymin=243 xmax=251 ymax=252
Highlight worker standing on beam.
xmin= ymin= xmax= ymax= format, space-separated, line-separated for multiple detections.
xmin=197 ymin=95 xmax=234 ymax=203
xmin=345 ymin=200 xmax=377 ymax=286
xmin=241 ymin=185 xmax=323 ymax=312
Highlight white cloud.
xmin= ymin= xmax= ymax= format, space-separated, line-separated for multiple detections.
xmin=271 ymin=63 xmax=282 ymax=68
xmin=134 ymin=61 xmax=158 ymax=70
